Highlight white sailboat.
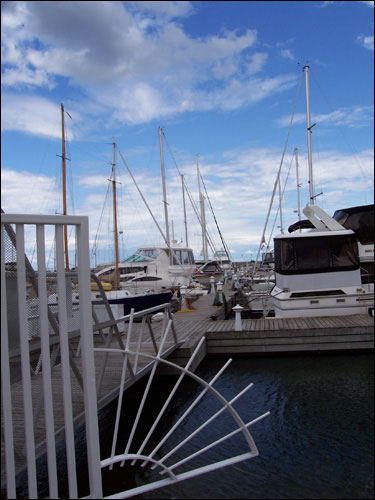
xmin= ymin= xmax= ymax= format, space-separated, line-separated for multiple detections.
xmin=270 ymin=66 xmax=374 ymax=318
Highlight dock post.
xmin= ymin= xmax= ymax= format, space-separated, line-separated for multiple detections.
xmin=180 ymin=285 xmax=189 ymax=310
xmin=233 ymin=304 xmax=244 ymax=331
xmin=209 ymin=275 xmax=215 ymax=293
xmin=233 ymin=273 xmax=241 ymax=291
xmin=214 ymin=281 xmax=223 ymax=306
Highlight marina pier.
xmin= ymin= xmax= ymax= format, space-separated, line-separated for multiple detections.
xmin=1 ymin=213 xmax=373 ymax=499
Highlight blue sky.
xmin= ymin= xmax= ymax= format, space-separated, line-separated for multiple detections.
xmin=1 ymin=1 xmax=374 ymax=266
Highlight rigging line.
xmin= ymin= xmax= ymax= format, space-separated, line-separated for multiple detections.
xmin=199 ymin=174 xmax=232 ymax=261
xmin=161 ymin=131 xmax=202 ymax=220
xmin=186 ymin=178 xmax=218 ymax=257
xmin=69 ymin=141 xmax=114 ymax=167
xmin=162 ymin=131 xmax=217 ymax=255
xmin=309 ymin=69 xmax=372 ymax=186
xmin=91 ymin=181 xmax=112 ymax=262
xmin=252 ymin=70 xmax=304 ymax=277
xmin=161 ymin=131 xmax=199 ymax=215
xmin=267 ymin=152 xmax=294 ymax=248
xmin=116 ymin=146 xmax=189 ymax=275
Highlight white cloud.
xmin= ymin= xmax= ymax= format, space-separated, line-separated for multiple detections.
xmin=127 ymin=1 xmax=194 ymax=20
xmin=1 ymin=169 xmax=60 ymax=214
xmin=357 ymin=33 xmax=374 ymax=51
xmin=2 ymin=143 xmax=373 ymax=260
xmin=280 ymin=49 xmax=295 ymax=61
xmin=276 ymin=105 xmax=374 ymax=129
xmin=1 ymin=1 xmax=300 ymax=130
xmin=317 ymin=1 xmax=335 ymax=7
xmin=246 ymin=52 xmax=268 ymax=75
xmin=1 ymin=93 xmax=77 ymax=139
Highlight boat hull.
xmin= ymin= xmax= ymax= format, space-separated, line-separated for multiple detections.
xmin=271 ymin=287 xmax=374 ymax=318
xmin=103 ymin=290 xmax=173 ymax=316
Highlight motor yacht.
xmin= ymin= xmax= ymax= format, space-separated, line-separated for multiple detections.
xmin=271 ymin=204 xmax=374 ymax=318
xmin=96 ymin=243 xmax=196 ymax=291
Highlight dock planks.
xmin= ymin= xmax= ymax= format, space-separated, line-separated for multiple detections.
xmin=204 ymin=314 xmax=374 ymax=355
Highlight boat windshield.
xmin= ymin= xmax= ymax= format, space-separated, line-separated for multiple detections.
xmin=123 ymin=252 xmax=155 ymax=263
xmin=214 ymin=250 xmax=229 ymax=261
xmin=200 ymin=261 xmax=223 ymax=273
xmin=274 ymin=234 xmax=360 ymax=275
xmin=137 ymin=248 xmax=159 ymax=258
xmin=166 ymin=249 xmax=195 ymax=265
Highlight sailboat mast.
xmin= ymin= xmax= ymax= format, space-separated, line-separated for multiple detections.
xmin=111 ymin=138 xmax=120 ymax=289
xmin=181 ymin=174 xmax=189 ymax=247
xmin=278 ymin=173 xmax=284 ymax=234
xmin=303 ymin=65 xmax=315 ymax=205
xmin=158 ymin=127 xmax=172 ymax=264
xmin=196 ymin=155 xmax=208 ymax=262
xmin=61 ymin=103 xmax=69 ymax=270
xmin=294 ymin=147 xmax=302 ymax=222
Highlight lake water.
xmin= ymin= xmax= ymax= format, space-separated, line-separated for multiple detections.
xmin=96 ymin=352 xmax=374 ymax=499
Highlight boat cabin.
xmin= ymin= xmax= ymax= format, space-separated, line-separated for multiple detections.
xmin=274 ymin=231 xmax=360 ymax=277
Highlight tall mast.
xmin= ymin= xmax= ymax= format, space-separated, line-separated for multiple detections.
xmin=303 ymin=65 xmax=315 ymax=205
xmin=181 ymin=174 xmax=189 ymax=247
xmin=196 ymin=155 xmax=208 ymax=262
xmin=278 ymin=173 xmax=284 ymax=234
xmin=61 ymin=103 xmax=69 ymax=270
xmin=111 ymin=138 xmax=120 ymax=289
xmin=294 ymin=147 xmax=302 ymax=223
xmin=158 ymin=127 xmax=172 ymax=264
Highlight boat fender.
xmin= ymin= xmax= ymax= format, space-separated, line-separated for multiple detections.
xmin=151 ymin=312 xmax=165 ymax=322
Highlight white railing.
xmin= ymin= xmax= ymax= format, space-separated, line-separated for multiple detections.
xmin=1 ymin=214 xmax=103 ymax=499
xmin=1 ymin=213 xmax=269 ymax=500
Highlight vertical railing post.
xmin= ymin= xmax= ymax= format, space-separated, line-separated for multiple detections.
xmin=36 ymin=224 xmax=59 ymax=499
xmin=55 ymin=224 xmax=78 ymax=498
xmin=76 ymin=217 xmax=103 ymax=498
xmin=16 ymin=223 xmax=38 ymax=498
xmin=1 ymin=223 xmax=16 ymax=498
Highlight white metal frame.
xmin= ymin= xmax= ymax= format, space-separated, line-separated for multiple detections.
xmin=1 ymin=214 xmax=102 ymax=499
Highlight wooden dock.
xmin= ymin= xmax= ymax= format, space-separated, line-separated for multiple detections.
xmin=204 ymin=314 xmax=374 ymax=355
xmin=170 ymin=288 xmax=374 ymax=363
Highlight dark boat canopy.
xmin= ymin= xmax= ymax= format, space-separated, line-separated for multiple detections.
xmin=288 ymin=219 xmax=315 ymax=233
xmin=333 ymin=204 xmax=374 ymax=245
